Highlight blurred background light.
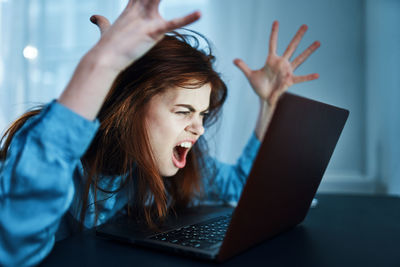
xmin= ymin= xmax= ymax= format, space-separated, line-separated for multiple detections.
xmin=23 ymin=45 xmax=38 ymax=60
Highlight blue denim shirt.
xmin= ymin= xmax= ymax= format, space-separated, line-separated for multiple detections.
xmin=0 ymin=101 xmax=260 ymax=266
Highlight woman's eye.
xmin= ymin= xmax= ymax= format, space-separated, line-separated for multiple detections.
xmin=176 ymin=111 xmax=190 ymax=115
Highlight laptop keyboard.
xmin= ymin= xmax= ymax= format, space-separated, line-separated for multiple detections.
xmin=149 ymin=214 xmax=231 ymax=249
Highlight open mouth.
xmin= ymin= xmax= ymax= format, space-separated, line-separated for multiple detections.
xmin=172 ymin=141 xmax=192 ymax=168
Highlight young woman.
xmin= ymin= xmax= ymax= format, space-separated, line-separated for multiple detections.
xmin=0 ymin=0 xmax=320 ymax=266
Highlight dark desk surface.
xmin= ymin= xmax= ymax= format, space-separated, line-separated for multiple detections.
xmin=41 ymin=194 xmax=400 ymax=267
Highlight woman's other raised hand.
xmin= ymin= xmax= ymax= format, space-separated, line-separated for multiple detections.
xmin=235 ymin=21 xmax=320 ymax=140
xmin=234 ymin=21 xmax=320 ymax=108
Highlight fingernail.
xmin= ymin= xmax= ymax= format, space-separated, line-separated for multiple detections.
xmin=90 ymin=16 xmax=97 ymax=24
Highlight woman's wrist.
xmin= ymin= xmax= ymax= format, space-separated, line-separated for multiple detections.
xmin=90 ymin=34 xmax=149 ymax=73
xmin=254 ymin=98 xmax=276 ymax=141
xmin=84 ymin=44 xmax=126 ymax=74
xmin=58 ymin=49 xmax=122 ymax=120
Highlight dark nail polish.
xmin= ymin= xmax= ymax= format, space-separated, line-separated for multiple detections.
xmin=90 ymin=16 xmax=97 ymax=24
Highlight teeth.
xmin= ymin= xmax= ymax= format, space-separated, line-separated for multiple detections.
xmin=178 ymin=142 xmax=192 ymax=148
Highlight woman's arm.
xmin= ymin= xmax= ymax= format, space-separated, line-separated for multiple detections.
xmin=0 ymin=102 xmax=99 ymax=266
xmin=199 ymin=22 xmax=321 ymax=204
xmin=201 ymin=132 xmax=261 ymax=203
xmin=234 ymin=21 xmax=320 ymax=141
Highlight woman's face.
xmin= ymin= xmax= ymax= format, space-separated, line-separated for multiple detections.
xmin=145 ymin=83 xmax=211 ymax=177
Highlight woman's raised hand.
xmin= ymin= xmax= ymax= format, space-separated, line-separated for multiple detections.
xmin=59 ymin=0 xmax=200 ymax=120
xmin=234 ymin=21 xmax=320 ymax=108
xmin=89 ymin=0 xmax=200 ymax=71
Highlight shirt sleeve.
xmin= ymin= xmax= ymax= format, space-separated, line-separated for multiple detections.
xmin=0 ymin=101 xmax=99 ymax=266
xmin=200 ymin=132 xmax=261 ymax=204
xmin=66 ymin=170 xmax=130 ymax=231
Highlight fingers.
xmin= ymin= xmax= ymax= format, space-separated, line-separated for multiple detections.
xmin=283 ymin=24 xmax=308 ymax=60
xmin=90 ymin=15 xmax=111 ymax=35
xmin=269 ymin=21 xmax=279 ymax=55
xmin=154 ymin=11 xmax=201 ymax=35
xmin=134 ymin=0 xmax=160 ymax=13
xmin=145 ymin=0 xmax=161 ymax=13
xmin=293 ymin=73 xmax=319 ymax=84
xmin=233 ymin=59 xmax=252 ymax=78
xmin=126 ymin=0 xmax=136 ymax=9
xmin=291 ymin=41 xmax=320 ymax=70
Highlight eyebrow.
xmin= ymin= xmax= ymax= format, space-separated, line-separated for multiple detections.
xmin=174 ymin=104 xmax=209 ymax=113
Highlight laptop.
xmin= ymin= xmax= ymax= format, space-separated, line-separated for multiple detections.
xmin=96 ymin=92 xmax=349 ymax=262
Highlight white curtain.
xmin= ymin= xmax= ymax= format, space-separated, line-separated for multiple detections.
xmin=0 ymin=0 xmax=127 ymax=134
xmin=1 ymin=0 xmax=399 ymax=194
xmin=0 ymin=0 xmax=26 ymax=134
xmin=0 ymin=109 xmax=5 ymax=135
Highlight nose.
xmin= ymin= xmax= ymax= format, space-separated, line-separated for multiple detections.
xmin=186 ymin=115 xmax=205 ymax=136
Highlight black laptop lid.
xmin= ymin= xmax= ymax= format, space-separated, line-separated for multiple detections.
xmin=218 ymin=92 xmax=349 ymax=261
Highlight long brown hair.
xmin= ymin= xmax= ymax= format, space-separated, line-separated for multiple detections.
xmin=0 ymin=31 xmax=227 ymax=228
